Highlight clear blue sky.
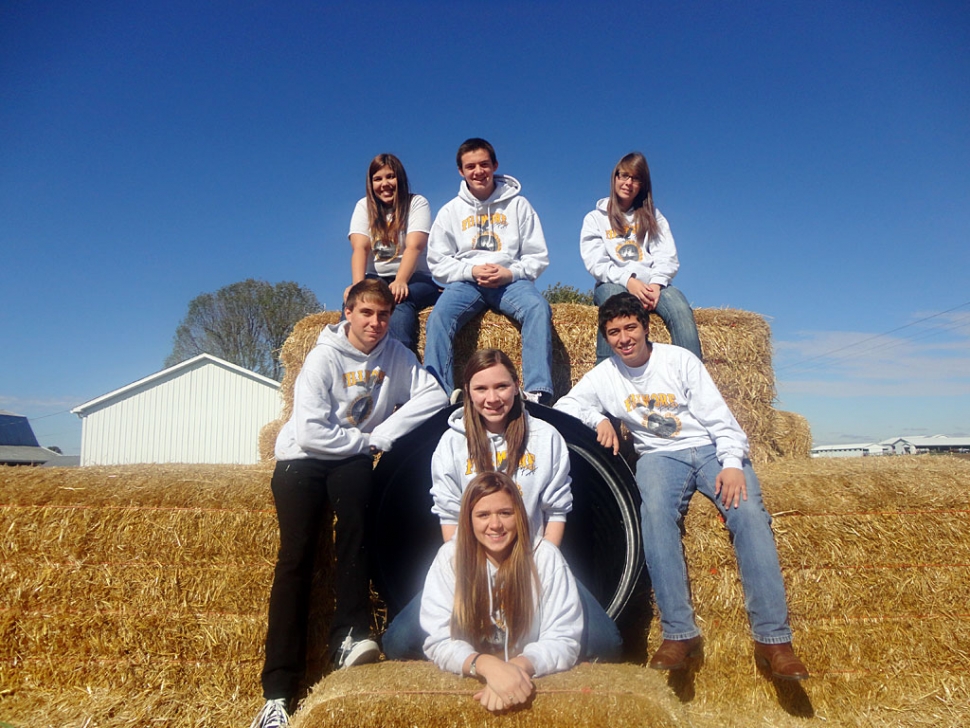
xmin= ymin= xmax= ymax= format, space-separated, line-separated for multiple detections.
xmin=2 ymin=0 xmax=968 ymax=455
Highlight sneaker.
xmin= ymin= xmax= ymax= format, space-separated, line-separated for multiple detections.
xmin=335 ymin=633 xmax=380 ymax=670
xmin=249 ymin=698 xmax=289 ymax=728
xmin=449 ymin=388 xmax=463 ymax=405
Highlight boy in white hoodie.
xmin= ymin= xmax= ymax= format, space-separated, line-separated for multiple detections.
xmin=251 ymin=279 xmax=448 ymax=728
xmin=424 ymin=138 xmax=554 ymax=403
xmin=555 ymin=292 xmax=809 ymax=683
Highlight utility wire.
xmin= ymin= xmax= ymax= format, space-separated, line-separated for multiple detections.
xmin=776 ymin=301 xmax=970 ymax=372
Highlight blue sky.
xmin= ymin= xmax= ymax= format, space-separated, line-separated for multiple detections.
xmin=2 ymin=0 xmax=968 ymax=454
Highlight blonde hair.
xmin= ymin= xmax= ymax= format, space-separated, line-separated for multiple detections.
xmin=451 ymin=472 xmax=539 ymax=652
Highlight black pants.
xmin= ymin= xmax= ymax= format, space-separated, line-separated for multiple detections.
xmin=261 ymin=455 xmax=374 ymax=700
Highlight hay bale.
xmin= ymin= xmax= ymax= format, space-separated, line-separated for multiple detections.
xmin=8 ymin=455 xmax=968 ymax=727
xmin=1 ymin=465 xmax=312 ymax=728
xmin=636 ymin=455 xmax=970 ymax=728
xmin=291 ymin=661 xmax=688 ymax=728
xmin=269 ymin=305 xmax=796 ymax=464
xmin=259 ymin=417 xmax=284 ymax=461
xmin=278 ymin=311 xmax=343 ymax=424
xmin=769 ymin=410 xmax=813 ymax=460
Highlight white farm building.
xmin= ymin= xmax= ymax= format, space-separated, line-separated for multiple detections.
xmin=72 ymin=354 xmax=281 ymax=466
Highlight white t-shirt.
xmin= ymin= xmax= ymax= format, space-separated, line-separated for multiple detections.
xmin=348 ymin=194 xmax=432 ymax=277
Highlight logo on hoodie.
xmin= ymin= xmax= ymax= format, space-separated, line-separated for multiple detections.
xmin=344 ymin=369 xmax=386 ymax=426
xmin=373 ymin=237 xmax=399 ymax=262
xmin=462 ymin=213 xmax=507 ymax=252
xmin=608 ymin=224 xmax=642 ymax=262
xmin=623 ymin=392 xmax=682 ymax=439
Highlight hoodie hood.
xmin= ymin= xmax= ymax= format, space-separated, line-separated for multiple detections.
xmin=457 ymin=174 xmax=522 ymax=207
xmin=317 ymin=321 xmax=389 ymax=363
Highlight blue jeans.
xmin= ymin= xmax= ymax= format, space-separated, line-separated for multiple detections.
xmin=593 ymin=282 xmax=702 ymax=362
xmin=424 ymin=280 xmax=553 ymax=395
xmin=636 ymin=445 xmax=792 ymax=644
xmin=383 ymin=580 xmax=623 ymax=662
xmin=367 ymin=272 xmax=440 ymax=354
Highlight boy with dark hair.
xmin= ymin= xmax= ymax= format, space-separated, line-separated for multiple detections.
xmin=424 ymin=137 xmax=553 ymax=403
xmin=556 ymin=292 xmax=808 ymax=681
xmin=251 ymin=279 xmax=448 ymax=728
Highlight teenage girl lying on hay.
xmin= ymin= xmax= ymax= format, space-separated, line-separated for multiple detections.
xmin=420 ymin=471 xmax=583 ymax=712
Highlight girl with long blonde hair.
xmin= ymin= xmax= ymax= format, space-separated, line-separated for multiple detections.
xmin=421 ymin=472 xmax=582 ymax=712
xmin=382 ymin=349 xmax=621 ymax=663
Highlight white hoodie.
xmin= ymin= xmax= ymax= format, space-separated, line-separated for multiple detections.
xmin=579 ymin=199 xmax=679 ymax=288
xmin=420 ymin=537 xmax=582 ymax=677
xmin=430 ymin=409 xmax=573 ymax=540
xmin=555 ymin=343 xmax=749 ymax=469
xmin=274 ymin=322 xmax=448 ymax=460
xmin=427 ymin=175 xmax=549 ymax=284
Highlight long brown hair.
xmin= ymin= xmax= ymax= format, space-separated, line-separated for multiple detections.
xmin=607 ymin=151 xmax=659 ymax=245
xmin=461 ymin=349 xmax=527 ymax=478
xmin=451 ymin=472 xmax=539 ymax=652
xmin=365 ymin=153 xmax=412 ymax=248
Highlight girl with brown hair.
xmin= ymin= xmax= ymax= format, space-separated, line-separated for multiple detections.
xmin=421 ymin=471 xmax=582 ymax=712
xmin=382 ymin=349 xmax=621 ymax=663
xmin=346 ymin=153 xmax=439 ymax=352
xmin=580 ymin=151 xmax=702 ymax=362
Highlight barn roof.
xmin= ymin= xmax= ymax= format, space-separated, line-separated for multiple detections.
xmin=0 ymin=444 xmax=59 ymax=465
xmin=0 ymin=410 xmax=41 ymax=447
xmin=72 ymin=353 xmax=280 ymax=416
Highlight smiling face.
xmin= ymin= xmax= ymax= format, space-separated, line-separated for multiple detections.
xmin=459 ymin=148 xmax=498 ymax=201
xmin=370 ymin=165 xmax=398 ymax=206
xmin=613 ymin=169 xmax=642 ymax=211
xmin=344 ymin=298 xmax=392 ymax=353
xmin=471 ymin=489 xmax=518 ymax=565
xmin=468 ymin=363 xmax=517 ymax=434
xmin=604 ymin=314 xmax=651 ymax=367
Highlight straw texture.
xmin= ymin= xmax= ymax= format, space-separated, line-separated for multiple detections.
xmin=3 ymin=456 xmax=969 ymax=726
xmin=266 ymin=305 xmax=808 ymax=465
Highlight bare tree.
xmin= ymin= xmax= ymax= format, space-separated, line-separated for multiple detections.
xmin=166 ymin=279 xmax=321 ymax=381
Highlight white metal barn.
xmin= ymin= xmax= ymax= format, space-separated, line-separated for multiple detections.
xmin=72 ymin=354 xmax=281 ymax=466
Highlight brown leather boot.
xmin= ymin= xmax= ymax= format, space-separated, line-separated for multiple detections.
xmin=754 ymin=642 xmax=809 ymax=681
xmin=648 ymin=636 xmax=703 ymax=670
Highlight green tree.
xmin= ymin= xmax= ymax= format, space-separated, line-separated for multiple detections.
xmin=542 ymin=282 xmax=594 ymax=306
xmin=166 ymin=279 xmax=321 ymax=381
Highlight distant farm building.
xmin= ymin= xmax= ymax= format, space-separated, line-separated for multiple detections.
xmin=812 ymin=435 xmax=970 ymax=458
xmin=0 ymin=410 xmax=62 ymax=466
xmin=880 ymin=435 xmax=970 ymax=455
xmin=810 ymin=442 xmax=890 ymax=458
xmin=72 ymin=354 xmax=281 ymax=466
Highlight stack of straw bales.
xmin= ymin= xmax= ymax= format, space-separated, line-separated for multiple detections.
xmin=4 ymin=456 xmax=969 ymax=727
xmin=6 ymin=306 xmax=967 ymax=727
xmin=259 ymin=305 xmax=810 ymax=464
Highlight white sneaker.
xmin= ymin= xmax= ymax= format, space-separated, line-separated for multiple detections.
xmin=249 ymin=698 xmax=289 ymax=728
xmin=335 ymin=632 xmax=380 ymax=670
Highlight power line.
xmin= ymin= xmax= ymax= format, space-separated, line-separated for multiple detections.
xmin=776 ymin=301 xmax=970 ymax=372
